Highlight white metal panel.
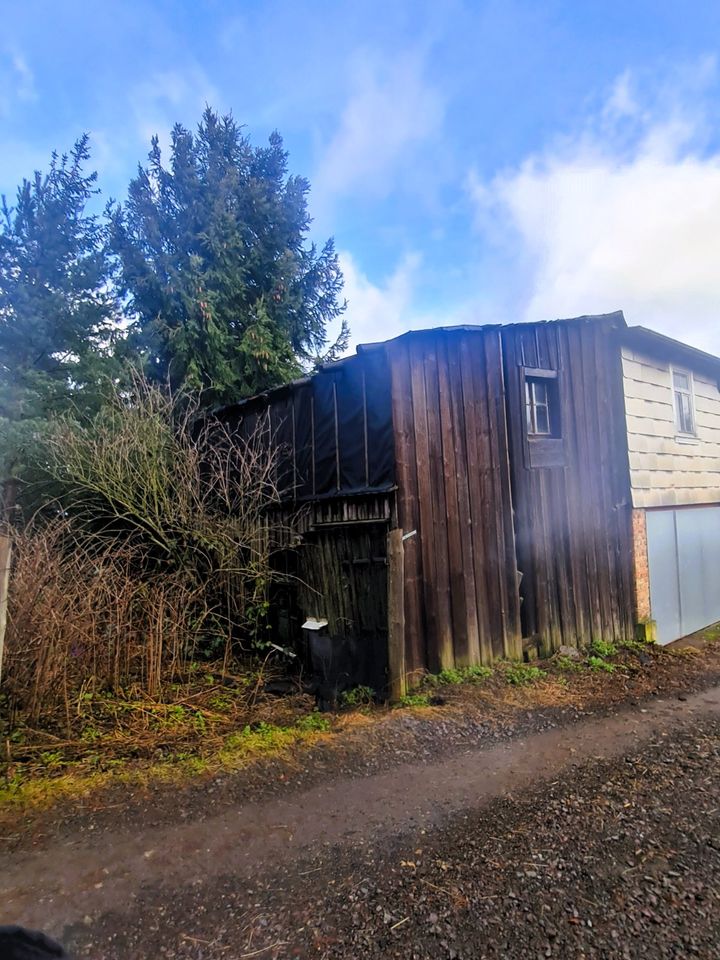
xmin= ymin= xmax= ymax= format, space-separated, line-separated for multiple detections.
xmin=646 ymin=510 xmax=681 ymax=645
xmin=647 ymin=505 xmax=720 ymax=644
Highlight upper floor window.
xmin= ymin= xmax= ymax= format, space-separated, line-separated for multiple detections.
xmin=525 ymin=373 xmax=560 ymax=437
xmin=671 ymin=368 xmax=696 ymax=436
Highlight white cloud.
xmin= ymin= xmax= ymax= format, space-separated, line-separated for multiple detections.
xmin=316 ymin=50 xmax=444 ymax=203
xmin=339 ymin=250 xmax=421 ymax=349
xmin=339 ymin=250 xmax=485 ymax=350
xmin=131 ymin=66 xmax=220 ymax=153
xmin=469 ymin=63 xmax=720 ymax=355
xmin=0 ymin=50 xmax=36 ymax=117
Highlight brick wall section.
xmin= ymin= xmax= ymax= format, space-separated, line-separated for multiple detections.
xmin=631 ymin=508 xmax=651 ymax=622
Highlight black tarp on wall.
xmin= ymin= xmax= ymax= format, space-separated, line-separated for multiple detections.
xmin=216 ymin=348 xmax=395 ymax=501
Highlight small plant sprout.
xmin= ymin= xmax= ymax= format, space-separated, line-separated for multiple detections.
xmin=339 ymin=686 xmax=375 ymax=708
xmin=588 ymin=655 xmax=615 ymax=673
xmin=504 ymin=664 xmax=544 ymax=686
xmin=590 ymin=639 xmax=617 ymax=659
xmin=425 ymin=664 xmax=493 ymax=686
xmin=295 ymin=712 xmax=331 ymax=733
xmin=397 ymin=693 xmax=431 ymax=708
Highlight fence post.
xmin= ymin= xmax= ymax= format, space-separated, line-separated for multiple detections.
xmin=387 ymin=527 xmax=406 ymax=701
xmin=0 ymin=479 xmax=17 ymax=689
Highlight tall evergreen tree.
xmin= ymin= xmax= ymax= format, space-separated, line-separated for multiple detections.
xmin=109 ymin=108 xmax=348 ymax=405
xmin=0 ymin=135 xmax=117 ymax=428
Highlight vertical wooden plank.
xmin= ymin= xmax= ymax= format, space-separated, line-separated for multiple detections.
xmin=423 ymin=340 xmax=453 ymax=670
xmin=458 ymin=336 xmax=494 ymax=665
xmin=603 ymin=326 xmax=635 ymax=639
xmin=408 ymin=340 xmax=440 ymax=672
xmin=0 ymin=480 xmax=17 ymax=689
xmin=436 ymin=335 xmax=470 ymax=665
xmin=0 ymin=533 xmax=11 ymax=688
xmin=446 ymin=336 xmax=481 ymax=664
xmin=551 ymin=327 xmax=584 ymax=646
xmin=577 ymin=322 xmax=614 ymax=640
xmin=501 ymin=328 xmax=539 ymax=644
xmin=534 ymin=327 xmax=564 ymax=651
xmin=388 ymin=342 xmax=426 ymax=677
xmin=387 ymin=527 xmax=406 ymax=700
xmin=484 ymin=331 xmax=523 ymax=658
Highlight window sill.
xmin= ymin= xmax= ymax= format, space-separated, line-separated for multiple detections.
xmin=675 ymin=434 xmax=700 ymax=445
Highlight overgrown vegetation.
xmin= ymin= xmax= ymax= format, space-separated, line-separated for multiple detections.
xmin=2 ymin=377 xmax=292 ymax=732
xmin=0 ymin=675 xmax=335 ymax=817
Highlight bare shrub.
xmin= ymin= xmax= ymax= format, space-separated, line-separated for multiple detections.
xmin=40 ymin=376 xmax=289 ymax=646
xmin=2 ymin=376 xmax=292 ymax=727
xmin=3 ymin=519 xmax=210 ymax=727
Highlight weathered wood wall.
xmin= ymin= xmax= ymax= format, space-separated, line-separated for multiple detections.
xmin=501 ymin=315 xmax=635 ymax=651
xmin=269 ymin=494 xmax=392 ymax=691
xmin=228 ymin=315 xmax=637 ymax=692
xmin=386 ymin=329 xmax=523 ymax=680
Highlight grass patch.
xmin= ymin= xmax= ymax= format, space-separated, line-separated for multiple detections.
xmin=588 ymin=655 xmax=616 ymax=673
xmin=425 ymin=664 xmax=493 ymax=687
xmin=295 ymin=711 xmax=332 ymax=732
xmin=504 ymin=664 xmax=544 ymax=686
xmin=397 ymin=693 xmax=431 ymax=708
xmin=339 ymin=686 xmax=375 ymax=708
xmin=0 ymin=703 xmax=335 ymax=821
xmin=554 ymin=655 xmax=584 ymax=673
xmin=590 ymin=639 xmax=617 ymax=658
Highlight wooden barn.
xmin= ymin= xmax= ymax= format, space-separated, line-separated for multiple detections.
xmin=218 ymin=311 xmax=647 ymax=696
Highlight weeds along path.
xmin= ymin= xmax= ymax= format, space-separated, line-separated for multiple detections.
xmin=2 ymin=684 xmax=720 ymax=938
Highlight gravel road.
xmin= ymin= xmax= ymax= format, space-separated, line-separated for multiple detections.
xmin=3 ymin=683 xmax=720 ymax=959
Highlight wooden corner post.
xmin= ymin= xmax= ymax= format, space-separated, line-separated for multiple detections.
xmin=0 ymin=479 xmax=17 ymax=689
xmin=387 ymin=527 xmax=406 ymax=701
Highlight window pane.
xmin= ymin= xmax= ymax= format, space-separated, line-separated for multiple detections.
xmin=535 ymin=404 xmax=550 ymax=434
xmin=525 ymin=381 xmax=535 ymax=432
xmin=676 ymin=392 xmax=694 ymax=433
xmin=526 ymin=374 xmax=559 ymax=438
xmin=533 ymin=381 xmax=549 ymax=406
xmin=673 ymin=371 xmax=690 ymax=391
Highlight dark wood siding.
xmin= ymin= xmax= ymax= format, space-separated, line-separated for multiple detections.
xmin=501 ymin=315 xmax=634 ymax=652
xmin=387 ymin=329 xmax=523 ymax=679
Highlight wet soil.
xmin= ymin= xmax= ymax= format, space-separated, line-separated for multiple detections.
xmin=3 ymin=675 xmax=720 ymax=958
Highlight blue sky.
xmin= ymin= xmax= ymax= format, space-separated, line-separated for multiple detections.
xmin=4 ymin=0 xmax=720 ymax=353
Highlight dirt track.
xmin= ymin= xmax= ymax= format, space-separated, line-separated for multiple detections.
xmin=3 ymin=683 xmax=720 ymax=958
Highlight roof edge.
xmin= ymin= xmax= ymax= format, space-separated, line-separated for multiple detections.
xmin=624 ymin=325 xmax=720 ymax=376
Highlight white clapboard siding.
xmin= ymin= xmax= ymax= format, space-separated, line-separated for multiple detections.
xmin=622 ymin=346 xmax=720 ymax=508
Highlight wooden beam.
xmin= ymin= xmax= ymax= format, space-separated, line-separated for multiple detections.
xmin=0 ymin=479 xmax=17 ymax=689
xmin=387 ymin=527 xmax=406 ymax=700
xmin=0 ymin=533 xmax=11 ymax=688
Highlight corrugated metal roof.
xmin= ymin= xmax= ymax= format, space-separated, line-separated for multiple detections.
xmin=215 ymin=311 xmax=634 ymax=416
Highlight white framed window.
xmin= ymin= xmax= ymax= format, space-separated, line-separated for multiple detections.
xmin=670 ymin=367 xmax=696 ymax=436
xmin=524 ymin=372 xmax=560 ymax=437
